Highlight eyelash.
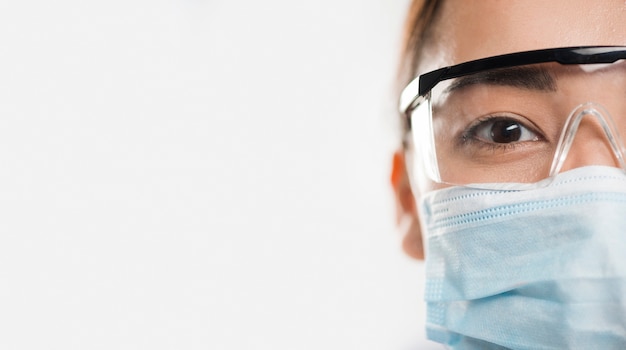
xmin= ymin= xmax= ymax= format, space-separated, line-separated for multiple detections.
xmin=460 ymin=133 xmax=519 ymax=152
xmin=459 ymin=115 xmax=544 ymax=150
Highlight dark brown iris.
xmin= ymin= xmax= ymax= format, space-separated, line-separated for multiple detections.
xmin=490 ymin=120 xmax=522 ymax=143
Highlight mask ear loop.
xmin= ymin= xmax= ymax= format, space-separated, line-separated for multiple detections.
xmin=549 ymin=102 xmax=626 ymax=176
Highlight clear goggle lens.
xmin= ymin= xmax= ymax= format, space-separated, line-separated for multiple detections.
xmin=406 ymin=60 xmax=626 ymax=189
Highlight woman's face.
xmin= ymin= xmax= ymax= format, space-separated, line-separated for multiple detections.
xmin=394 ymin=0 xmax=626 ymax=259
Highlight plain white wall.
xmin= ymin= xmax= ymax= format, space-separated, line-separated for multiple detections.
xmin=0 ymin=1 xmax=440 ymax=349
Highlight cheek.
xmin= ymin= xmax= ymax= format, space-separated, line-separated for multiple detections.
xmin=407 ymin=150 xmax=440 ymax=195
xmin=402 ymin=216 xmax=424 ymax=260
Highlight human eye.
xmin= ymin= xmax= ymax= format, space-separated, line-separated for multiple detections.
xmin=461 ymin=115 xmax=543 ymax=149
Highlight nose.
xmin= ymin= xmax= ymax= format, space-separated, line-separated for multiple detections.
xmin=550 ymin=103 xmax=626 ymax=175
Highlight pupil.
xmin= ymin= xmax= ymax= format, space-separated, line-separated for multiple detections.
xmin=490 ymin=120 xmax=521 ymax=143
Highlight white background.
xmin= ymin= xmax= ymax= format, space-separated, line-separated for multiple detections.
xmin=0 ymin=1 xmax=440 ymax=349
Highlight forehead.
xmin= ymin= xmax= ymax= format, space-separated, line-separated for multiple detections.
xmin=420 ymin=0 xmax=626 ymax=73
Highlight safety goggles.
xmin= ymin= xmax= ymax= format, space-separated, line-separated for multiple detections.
xmin=400 ymin=46 xmax=626 ymax=189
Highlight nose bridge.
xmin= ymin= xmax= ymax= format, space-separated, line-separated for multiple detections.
xmin=550 ymin=103 xmax=626 ymax=176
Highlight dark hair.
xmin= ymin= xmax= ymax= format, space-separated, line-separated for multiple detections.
xmin=399 ymin=0 xmax=443 ymax=85
xmin=396 ymin=0 xmax=443 ymax=136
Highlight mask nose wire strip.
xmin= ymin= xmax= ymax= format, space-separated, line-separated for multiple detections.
xmin=549 ymin=102 xmax=626 ymax=176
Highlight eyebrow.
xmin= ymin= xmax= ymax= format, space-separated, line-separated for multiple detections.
xmin=444 ymin=66 xmax=558 ymax=94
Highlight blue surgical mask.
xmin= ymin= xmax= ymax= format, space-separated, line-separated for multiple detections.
xmin=419 ymin=166 xmax=626 ymax=349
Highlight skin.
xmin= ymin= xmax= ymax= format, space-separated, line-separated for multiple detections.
xmin=392 ymin=0 xmax=626 ymax=260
